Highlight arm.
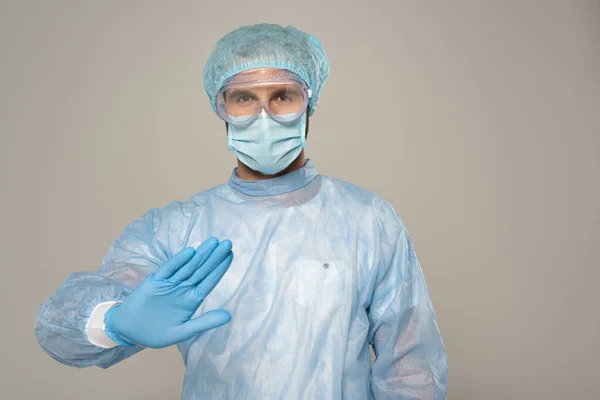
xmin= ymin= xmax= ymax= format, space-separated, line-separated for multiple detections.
xmin=34 ymin=208 xmax=168 ymax=368
xmin=368 ymin=197 xmax=448 ymax=399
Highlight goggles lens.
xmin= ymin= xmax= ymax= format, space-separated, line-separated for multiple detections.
xmin=216 ymin=69 xmax=310 ymax=126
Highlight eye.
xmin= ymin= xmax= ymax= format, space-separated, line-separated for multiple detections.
xmin=237 ymin=95 xmax=254 ymax=104
xmin=274 ymin=93 xmax=292 ymax=102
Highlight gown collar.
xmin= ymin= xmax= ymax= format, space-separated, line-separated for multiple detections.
xmin=228 ymin=159 xmax=319 ymax=197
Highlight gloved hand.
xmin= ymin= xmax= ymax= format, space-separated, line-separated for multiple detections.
xmin=104 ymin=237 xmax=233 ymax=348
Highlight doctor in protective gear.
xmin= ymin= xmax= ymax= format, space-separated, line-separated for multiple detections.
xmin=35 ymin=23 xmax=448 ymax=399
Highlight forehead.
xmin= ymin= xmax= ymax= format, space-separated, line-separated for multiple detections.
xmin=223 ymin=68 xmax=306 ymax=89
xmin=223 ymin=68 xmax=305 ymax=97
xmin=231 ymin=68 xmax=293 ymax=82
xmin=226 ymin=83 xmax=301 ymax=94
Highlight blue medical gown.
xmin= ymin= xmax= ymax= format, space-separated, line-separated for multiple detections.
xmin=35 ymin=160 xmax=448 ymax=399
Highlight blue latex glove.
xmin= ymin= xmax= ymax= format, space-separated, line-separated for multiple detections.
xmin=104 ymin=238 xmax=233 ymax=348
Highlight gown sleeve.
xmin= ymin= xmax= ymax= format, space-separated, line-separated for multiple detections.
xmin=34 ymin=208 xmax=169 ymax=368
xmin=368 ymin=197 xmax=448 ymax=399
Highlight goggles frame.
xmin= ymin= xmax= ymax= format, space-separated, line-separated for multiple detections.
xmin=215 ymin=69 xmax=312 ymax=127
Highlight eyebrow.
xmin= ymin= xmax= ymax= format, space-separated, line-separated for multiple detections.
xmin=226 ymin=89 xmax=255 ymax=98
xmin=271 ymin=88 xmax=302 ymax=97
xmin=226 ymin=86 xmax=302 ymax=99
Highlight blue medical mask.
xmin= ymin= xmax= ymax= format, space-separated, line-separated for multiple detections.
xmin=227 ymin=112 xmax=307 ymax=176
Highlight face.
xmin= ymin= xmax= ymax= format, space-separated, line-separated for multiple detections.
xmin=217 ymin=68 xmax=309 ymax=123
xmin=220 ymin=68 xmax=311 ymax=136
xmin=224 ymin=83 xmax=305 ymax=117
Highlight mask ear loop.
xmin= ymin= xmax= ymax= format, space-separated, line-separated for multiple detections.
xmin=299 ymin=86 xmax=310 ymax=146
xmin=300 ymin=113 xmax=307 ymax=148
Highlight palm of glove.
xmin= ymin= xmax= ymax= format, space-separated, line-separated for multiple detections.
xmin=105 ymin=238 xmax=233 ymax=349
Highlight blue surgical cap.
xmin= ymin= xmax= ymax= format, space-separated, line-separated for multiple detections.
xmin=203 ymin=23 xmax=330 ymax=116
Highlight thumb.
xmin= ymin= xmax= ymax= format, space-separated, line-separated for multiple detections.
xmin=174 ymin=309 xmax=232 ymax=341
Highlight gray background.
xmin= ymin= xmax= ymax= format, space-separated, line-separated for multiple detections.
xmin=1 ymin=1 xmax=599 ymax=399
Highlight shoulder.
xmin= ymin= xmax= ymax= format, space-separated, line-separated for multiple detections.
xmin=320 ymin=175 xmax=406 ymax=231
xmin=320 ymin=175 xmax=379 ymax=206
xmin=145 ymin=183 xmax=230 ymax=224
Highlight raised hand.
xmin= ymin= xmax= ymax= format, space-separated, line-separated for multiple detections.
xmin=104 ymin=238 xmax=233 ymax=348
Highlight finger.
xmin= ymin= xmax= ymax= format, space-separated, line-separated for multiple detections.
xmin=194 ymin=252 xmax=233 ymax=296
xmin=154 ymin=247 xmax=196 ymax=279
xmin=187 ymin=240 xmax=233 ymax=286
xmin=170 ymin=237 xmax=219 ymax=282
xmin=184 ymin=240 xmax=233 ymax=285
xmin=173 ymin=310 xmax=232 ymax=342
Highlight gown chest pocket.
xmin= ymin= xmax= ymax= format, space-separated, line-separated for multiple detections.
xmin=289 ymin=259 xmax=348 ymax=316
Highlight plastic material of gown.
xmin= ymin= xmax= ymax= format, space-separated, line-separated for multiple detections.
xmin=35 ymin=160 xmax=448 ymax=399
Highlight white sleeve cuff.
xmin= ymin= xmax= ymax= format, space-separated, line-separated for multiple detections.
xmin=85 ymin=301 xmax=121 ymax=348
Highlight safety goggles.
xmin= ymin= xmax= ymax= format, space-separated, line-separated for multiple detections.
xmin=216 ymin=68 xmax=311 ymax=127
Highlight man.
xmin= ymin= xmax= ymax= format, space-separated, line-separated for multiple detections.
xmin=35 ymin=23 xmax=448 ymax=399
